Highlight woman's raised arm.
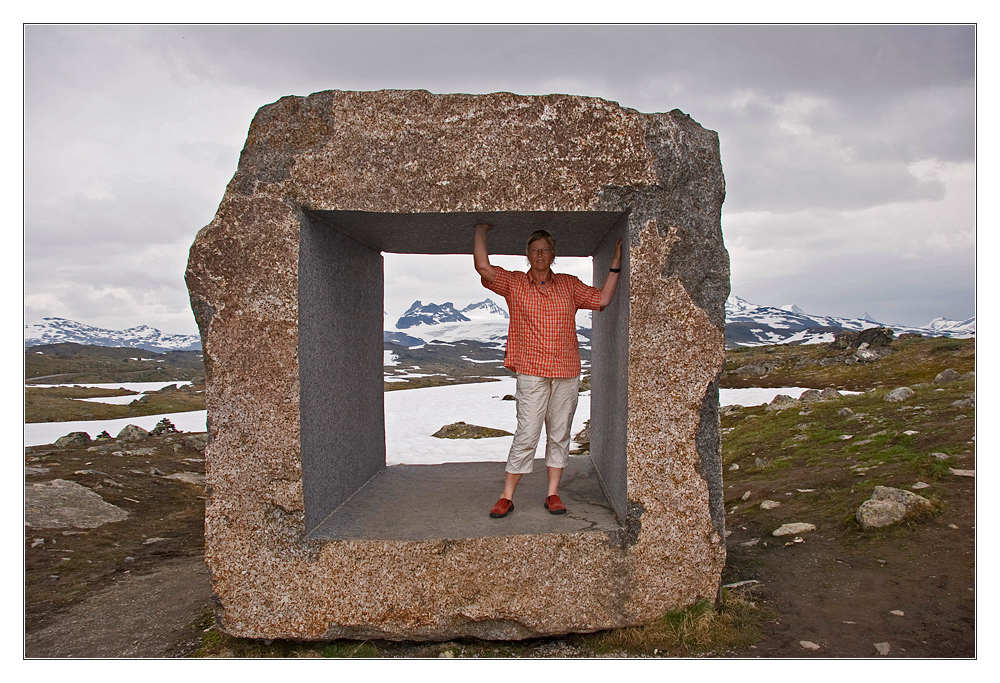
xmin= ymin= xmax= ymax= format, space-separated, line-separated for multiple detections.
xmin=473 ymin=223 xmax=497 ymax=283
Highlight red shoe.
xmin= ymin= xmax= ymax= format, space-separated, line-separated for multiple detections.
xmin=490 ymin=498 xmax=514 ymax=518
xmin=544 ymin=495 xmax=567 ymax=515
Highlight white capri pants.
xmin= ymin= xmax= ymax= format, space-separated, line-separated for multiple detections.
xmin=505 ymin=374 xmax=580 ymax=474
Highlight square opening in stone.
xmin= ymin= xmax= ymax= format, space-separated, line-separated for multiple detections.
xmin=299 ymin=210 xmax=629 ymax=540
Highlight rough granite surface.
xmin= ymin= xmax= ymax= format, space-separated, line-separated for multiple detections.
xmin=185 ymin=89 xmax=730 ymax=641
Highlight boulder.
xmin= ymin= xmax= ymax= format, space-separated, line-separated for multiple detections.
xmin=25 ymin=479 xmax=129 ymax=529
xmin=934 ymin=368 xmax=961 ymax=383
xmin=116 ymin=424 xmax=150 ymax=441
xmin=833 ymin=327 xmax=894 ymax=350
xmin=185 ymin=89 xmax=731 ymax=641
xmin=854 ymin=343 xmax=894 ymax=363
xmin=883 ymin=387 xmax=914 ymax=402
xmin=857 ymin=499 xmax=908 ymax=529
xmin=765 ymin=394 xmax=798 ymax=411
xmin=182 ymin=434 xmax=209 ymax=451
xmin=798 ymin=387 xmax=843 ymax=403
xmin=772 ymin=522 xmax=816 ymax=537
xmin=951 ymin=396 xmax=974 ymax=410
xmin=856 ymin=485 xmax=931 ymax=530
xmin=54 ymin=432 xmax=92 ymax=448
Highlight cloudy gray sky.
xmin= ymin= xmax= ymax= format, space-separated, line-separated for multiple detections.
xmin=23 ymin=24 xmax=976 ymax=335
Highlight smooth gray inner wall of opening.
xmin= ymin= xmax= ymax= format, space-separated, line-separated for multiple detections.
xmin=308 ymin=210 xmax=626 ymax=256
xmin=300 ymin=215 xmax=386 ymax=531
xmin=590 ymin=215 xmax=630 ymax=521
xmin=300 ymin=210 xmax=627 ymax=535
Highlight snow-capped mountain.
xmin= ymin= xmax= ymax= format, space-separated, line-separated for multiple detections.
xmin=24 ymin=318 xmax=202 ymax=353
xmin=27 ymin=292 xmax=972 ymax=357
xmin=725 ymin=295 xmax=975 ymax=348
xmin=395 ymin=301 xmax=472 ymax=329
xmin=388 ymin=298 xmax=509 ymax=346
xmin=394 ymin=298 xmax=511 ymax=330
xmin=460 ymin=299 xmax=509 ymax=321
xmin=924 ymin=316 xmax=977 ymax=337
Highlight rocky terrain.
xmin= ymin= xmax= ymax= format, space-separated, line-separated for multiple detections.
xmin=718 ymin=339 xmax=975 ymax=657
xmin=24 ymin=423 xmax=211 ymax=657
xmin=23 ymin=334 xmax=975 ymax=658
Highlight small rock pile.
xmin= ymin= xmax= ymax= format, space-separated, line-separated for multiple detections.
xmin=150 ymin=418 xmax=179 ymax=436
xmin=432 ymin=421 xmax=512 ymax=439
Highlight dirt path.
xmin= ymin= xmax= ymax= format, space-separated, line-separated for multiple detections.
xmin=725 ymin=506 xmax=975 ymax=657
xmin=25 ymin=557 xmax=213 ymax=658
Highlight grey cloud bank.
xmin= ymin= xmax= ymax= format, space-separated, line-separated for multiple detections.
xmin=24 ymin=24 xmax=975 ymax=334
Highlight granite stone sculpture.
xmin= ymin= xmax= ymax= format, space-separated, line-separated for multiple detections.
xmin=186 ymin=89 xmax=730 ymax=640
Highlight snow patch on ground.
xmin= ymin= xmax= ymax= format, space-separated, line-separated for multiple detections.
xmin=25 ymin=411 xmax=208 ymax=447
xmin=27 ymin=381 xmax=848 ymax=461
xmin=720 ymin=387 xmax=859 ymax=406
xmin=29 ymin=381 xmax=193 ymax=392
xmin=383 ymin=377 xmax=590 ymax=465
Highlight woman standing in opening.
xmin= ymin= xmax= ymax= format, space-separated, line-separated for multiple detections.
xmin=473 ymin=222 xmax=622 ymax=518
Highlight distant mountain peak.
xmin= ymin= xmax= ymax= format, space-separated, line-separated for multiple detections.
xmin=724 ymin=297 xmax=974 ymax=348
xmin=24 ymin=317 xmax=202 ymax=352
xmin=396 ymin=301 xmax=470 ymax=329
xmin=780 ymin=304 xmax=805 ymax=315
xmin=460 ymin=298 xmax=509 ymax=320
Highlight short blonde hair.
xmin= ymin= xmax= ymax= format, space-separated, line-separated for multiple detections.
xmin=525 ymin=230 xmax=557 ymax=257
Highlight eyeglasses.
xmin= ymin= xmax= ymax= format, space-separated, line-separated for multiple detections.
xmin=529 ymin=247 xmax=552 ymax=255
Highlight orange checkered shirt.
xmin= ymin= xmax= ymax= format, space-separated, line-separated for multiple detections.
xmin=483 ymin=266 xmax=602 ymax=378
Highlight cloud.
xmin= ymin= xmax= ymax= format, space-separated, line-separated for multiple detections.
xmin=724 ymin=160 xmax=975 ymax=325
xmin=22 ymin=24 xmax=976 ymax=333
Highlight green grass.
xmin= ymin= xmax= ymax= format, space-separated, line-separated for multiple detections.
xmin=577 ymin=590 xmax=773 ymax=656
xmin=722 ymin=349 xmax=973 ymax=536
xmin=25 ymin=383 xmax=206 ymax=423
xmin=26 ymin=343 xmax=204 ymax=384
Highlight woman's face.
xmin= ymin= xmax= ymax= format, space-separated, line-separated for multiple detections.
xmin=527 ymin=238 xmax=555 ymax=271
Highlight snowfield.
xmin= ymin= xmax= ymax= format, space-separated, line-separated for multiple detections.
xmin=25 ymin=381 xmax=826 ymax=460
xmin=24 ymin=410 xmax=208 ymax=447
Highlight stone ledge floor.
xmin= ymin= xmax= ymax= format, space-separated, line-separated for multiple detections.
xmin=307 ymin=455 xmax=621 ymax=540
